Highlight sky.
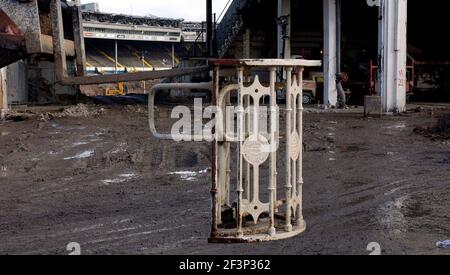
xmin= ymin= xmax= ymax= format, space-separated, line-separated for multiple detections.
xmin=80 ymin=0 xmax=230 ymax=21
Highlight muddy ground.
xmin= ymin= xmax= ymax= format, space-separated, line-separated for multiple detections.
xmin=0 ymin=103 xmax=449 ymax=255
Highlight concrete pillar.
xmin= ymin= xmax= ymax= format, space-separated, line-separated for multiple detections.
xmin=50 ymin=0 xmax=67 ymax=81
xmin=277 ymin=0 xmax=291 ymax=59
xmin=0 ymin=67 xmax=8 ymax=119
xmin=377 ymin=0 xmax=408 ymax=113
xmin=72 ymin=3 xmax=86 ymax=76
xmin=323 ymin=0 xmax=338 ymax=106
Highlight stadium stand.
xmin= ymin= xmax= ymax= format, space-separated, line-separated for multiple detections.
xmin=85 ymin=38 xmax=181 ymax=72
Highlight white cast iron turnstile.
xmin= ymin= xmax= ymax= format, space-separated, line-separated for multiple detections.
xmin=209 ymin=59 xmax=321 ymax=243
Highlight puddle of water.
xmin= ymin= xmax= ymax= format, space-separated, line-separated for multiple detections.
xmin=101 ymin=173 xmax=138 ymax=186
xmin=101 ymin=178 xmax=128 ymax=185
xmin=169 ymin=169 xmax=209 ymax=181
xmin=0 ymin=165 xmax=7 ymax=177
xmin=64 ymin=150 xmax=95 ymax=160
xmin=384 ymin=122 xmax=407 ymax=130
xmin=72 ymin=141 xmax=89 ymax=147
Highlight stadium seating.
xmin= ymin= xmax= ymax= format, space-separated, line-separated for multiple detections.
xmin=85 ymin=39 xmax=180 ymax=73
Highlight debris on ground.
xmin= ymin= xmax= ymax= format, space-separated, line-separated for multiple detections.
xmin=56 ymin=104 xmax=106 ymax=118
xmin=125 ymin=105 xmax=147 ymax=114
xmin=414 ymin=114 xmax=450 ymax=140
xmin=38 ymin=113 xmax=54 ymax=122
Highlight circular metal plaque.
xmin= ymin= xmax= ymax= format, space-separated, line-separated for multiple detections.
xmin=290 ymin=132 xmax=301 ymax=160
xmin=242 ymin=135 xmax=270 ymax=166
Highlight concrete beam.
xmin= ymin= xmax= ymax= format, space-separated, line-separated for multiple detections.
xmin=50 ymin=0 xmax=67 ymax=81
xmin=72 ymin=4 xmax=86 ymax=76
xmin=377 ymin=0 xmax=408 ymax=113
xmin=323 ymin=0 xmax=338 ymax=106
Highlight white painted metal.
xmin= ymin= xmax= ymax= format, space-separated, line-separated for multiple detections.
xmin=147 ymin=59 xmax=320 ymax=242
xmin=212 ymin=59 xmax=320 ymax=242
xmin=377 ymin=0 xmax=408 ymax=113
xmin=241 ymin=59 xmax=321 ymax=67
xmin=147 ymin=82 xmax=213 ymax=140
xmin=323 ymin=0 xmax=338 ymax=107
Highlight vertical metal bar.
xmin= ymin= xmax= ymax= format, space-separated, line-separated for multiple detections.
xmin=292 ymin=72 xmax=298 ymax=198
xmin=285 ymin=67 xmax=293 ymax=232
xmin=206 ymin=0 xmax=213 ymax=57
xmin=225 ymin=143 xmax=231 ymax=206
xmin=268 ymin=67 xmax=277 ymax=237
xmin=115 ymin=40 xmax=118 ymax=74
xmin=236 ymin=67 xmax=245 ymax=238
xmin=142 ymin=52 xmax=146 ymax=93
xmin=244 ymin=94 xmax=251 ymax=200
xmin=213 ymin=13 xmax=217 ymax=57
xmin=50 ymin=0 xmax=67 ymax=81
xmin=72 ymin=4 xmax=86 ymax=76
xmin=210 ymin=65 xmax=220 ymax=240
xmin=297 ymin=67 xmax=305 ymax=227
xmin=336 ymin=0 xmax=342 ymax=75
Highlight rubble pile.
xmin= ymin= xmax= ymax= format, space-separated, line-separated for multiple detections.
xmin=57 ymin=104 xmax=105 ymax=118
